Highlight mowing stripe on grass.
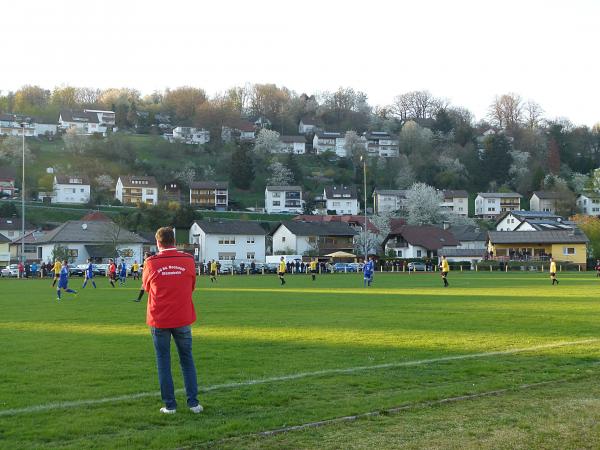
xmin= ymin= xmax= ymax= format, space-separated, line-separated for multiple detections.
xmin=0 ymin=338 xmax=597 ymax=417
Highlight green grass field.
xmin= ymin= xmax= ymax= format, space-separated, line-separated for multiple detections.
xmin=1 ymin=272 xmax=600 ymax=449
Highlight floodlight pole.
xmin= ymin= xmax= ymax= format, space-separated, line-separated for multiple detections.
xmin=361 ymin=155 xmax=367 ymax=261
xmin=20 ymin=122 xmax=26 ymax=266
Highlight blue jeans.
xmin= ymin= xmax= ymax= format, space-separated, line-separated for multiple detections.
xmin=151 ymin=326 xmax=199 ymax=409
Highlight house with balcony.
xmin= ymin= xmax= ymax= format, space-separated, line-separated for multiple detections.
xmin=189 ymin=220 xmax=267 ymax=264
xmin=59 ymin=109 xmax=110 ymax=135
xmin=271 ymin=221 xmax=358 ymax=256
xmin=171 ymin=126 xmax=210 ymax=145
xmin=363 ymin=132 xmax=399 ymax=157
xmin=265 ymin=186 xmax=303 ymax=214
xmin=322 ymin=185 xmax=359 ymax=215
xmin=0 ymin=166 xmax=16 ymax=197
xmin=475 ymin=192 xmax=522 ymax=219
xmin=440 ymin=190 xmax=469 ymax=216
xmin=221 ymin=120 xmax=256 ymax=143
xmin=576 ymin=192 xmax=600 ymax=216
xmin=529 ymin=191 xmax=563 ymax=213
xmin=115 ymin=176 xmax=158 ymax=205
xmin=0 ymin=113 xmax=57 ymax=137
xmin=189 ymin=181 xmax=229 ymax=211
xmin=313 ymin=131 xmax=348 ymax=157
xmin=372 ymin=189 xmax=408 ymax=214
xmin=487 ymin=230 xmax=588 ymax=268
xmin=278 ymin=135 xmax=307 ymax=154
xmin=52 ymin=175 xmax=90 ymax=204
xmin=162 ymin=181 xmax=183 ymax=203
xmin=383 ymin=224 xmax=459 ymax=259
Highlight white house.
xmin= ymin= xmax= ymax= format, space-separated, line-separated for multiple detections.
xmin=383 ymin=224 xmax=459 ymax=259
xmin=278 ymin=135 xmax=306 ymax=154
xmin=172 ymin=127 xmax=210 ymax=145
xmin=363 ymin=131 xmax=399 ymax=157
xmin=189 ymin=220 xmax=267 ymax=264
xmin=221 ymin=120 xmax=256 ymax=143
xmin=495 ymin=210 xmax=569 ymax=231
xmin=115 ymin=176 xmax=158 ymax=205
xmin=576 ymin=192 xmax=600 ymax=216
xmin=0 ymin=217 xmax=35 ymax=240
xmin=298 ymin=118 xmax=319 ymax=134
xmin=372 ymin=189 xmax=408 ymax=214
xmin=271 ymin=221 xmax=357 ymax=256
xmin=323 ymin=185 xmax=359 ymax=215
xmin=0 ymin=113 xmax=57 ymax=137
xmin=35 ymin=220 xmax=147 ymax=266
xmin=475 ymin=192 xmax=522 ymax=218
xmin=59 ymin=109 xmax=109 ymax=135
xmin=84 ymin=110 xmax=116 ymax=127
xmin=265 ymin=186 xmax=303 ymax=214
xmin=529 ymin=191 xmax=562 ymax=213
xmin=313 ymin=131 xmax=349 ymax=157
xmin=52 ymin=175 xmax=91 ymax=204
xmin=440 ymin=190 xmax=469 ymax=216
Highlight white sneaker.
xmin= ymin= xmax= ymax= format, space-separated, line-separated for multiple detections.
xmin=160 ymin=407 xmax=176 ymax=414
xmin=189 ymin=404 xmax=204 ymax=414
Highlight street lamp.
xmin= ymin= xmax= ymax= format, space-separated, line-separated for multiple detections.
xmin=19 ymin=122 xmax=26 ymax=268
xmin=360 ymin=155 xmax=367 ymax=261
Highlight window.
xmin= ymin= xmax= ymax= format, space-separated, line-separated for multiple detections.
xmin=273 ymin=201 xmax=280 ymax=206
xmin=282 ymin=236 xmax=286 ymax=243
xmin=332 ymin=201 xmax=340 ymax=206
xmin=396 ymin=250 xmax=403 ymax=257
xmin=67 ymin=249 xmax=78 ymax=257
xmin=246 ymin=252 xmax=255 ymax=260
xmin=218 ymin=252 xmax=236 ymax=260
xmin=563 ymin=247 xmax=576 ymax=255
xmin=72 ymin=188 xmax=76 ymax=193
xmin=416 ymin=250 xmax=422 ymax=257
xmin=146 ymin=189 xmax=154 ymax=195
xmin=218 ymin=237 xmax=236 ymax=245
xmin=272 ymin=192 xmax=281 ymax=198
xmin=246 ymin=236 xmax=255 ymax=244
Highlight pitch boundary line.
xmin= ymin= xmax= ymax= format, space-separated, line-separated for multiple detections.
xmin=0 ymin=338 xmax=597 ymax=417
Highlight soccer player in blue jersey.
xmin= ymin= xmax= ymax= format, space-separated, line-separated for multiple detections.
xmin=118 ymin=259 xmax=127 ymax=287
xmin=56 ymin=260 xmax=77 ymax=301
xmin=363 ymin=257 xmax=374 ymax=288
xmin=82 ymin=258 xmax=97 ymax=289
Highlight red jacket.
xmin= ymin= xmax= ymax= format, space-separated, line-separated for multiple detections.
xmin=143 ymin=248 xmax=196 ymax=328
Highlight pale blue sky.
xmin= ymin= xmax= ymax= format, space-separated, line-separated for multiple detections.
xmin=3 ymin=0 xmax=599 ymax=125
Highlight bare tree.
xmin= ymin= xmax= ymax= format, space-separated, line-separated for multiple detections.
xmin=488 ymin=93 xmax=523 ymax=129
xmin=523 ymin=100 xmax=544 ymax=129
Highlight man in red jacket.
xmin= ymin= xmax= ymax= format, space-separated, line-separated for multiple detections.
xmin=143 ymin=226 xmax=202 ymax=414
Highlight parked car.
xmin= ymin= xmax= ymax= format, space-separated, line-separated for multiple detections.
xmin=348 ymin=262 xmax=364 ymax=272
xmin=1 ymin=264 xmax=19 ymax=277
xmin=95 ymin=264 xmax=109 ymax=276
xmin=69 ymin=266 xmax=85 ymax=277
xmin=407 ymin=262 xmax=427 ymax=271
xmin=332 ymin=263 xmax=357 ymax=273
xmin=264 ymin=263 xmax=279 ymax=273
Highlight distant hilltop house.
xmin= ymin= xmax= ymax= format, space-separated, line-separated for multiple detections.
xmin=52 ymin=175 xmax=91 ymax=204
xmin=529 ymin=191 xmax=563 ymax=214
xmin=440 ymin=190 xmax=469 ymax=216
xmin=189 ymin=181 xmax=229 ymax=211
xmin=168 ymin=126 xmax=210 ymax=145
xmin=313 ymin=131 xmax=347 ymax=157
xmin=221 ymin=120 xmax=256 ymax=143
xmin=372 ymin=189 xmax=409 ymax=215
xmin=475 ymin=192 xmax=522 ymax=219
xmin=320 ymin=185 xmax=359 ymax=215
xmin=162 ymin=181 xmax=183 ymax=203
xmin=0 ymin=217 xmax=35 ymax=240
xmin=363 ymin=131 xmax=399 ymax=158
xmin=0 ymin=166 xmax=17 ymax=197
xmin=576 ymin=192 xmax=600 ymax=216
xmin=495 ymin=210 xmax=574 ymax=232
xmin=298 ymin=117 xmax=320 ymax=134
xmin=115 ymin=176 xmax=158 ymax=205
xmin=265 ymin=186 xmax=303 ymax=214
xmin=59 ymin=109 xmax=115 ymax=136
xmin=0 ymin=113 xmax=57 ymax=137
xmin=277 ymin=135 xmax=307 ymax=154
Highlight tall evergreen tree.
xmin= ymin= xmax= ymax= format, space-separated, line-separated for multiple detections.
xmin=482 ymin=134 xmax=512 ymax=186
xmin=230 ymin=142 xmax=254 ymax=189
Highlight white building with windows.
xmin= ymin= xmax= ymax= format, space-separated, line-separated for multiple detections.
xmin=189 ymin=220 xmax=267 ymax=264
xmin=265 ymin=186 xmax=303 ymax=214
xmin=372 ymin=189 xmax=408 ymax=214
xmin=475 ymin=192 xmax=522 ymax=219
xmin=495 ymin=211 xmax=570 ymax=232
xmin=115 ymin=176 xmax=158 ymax=205
xmin=52 ymin=175 xmax=91 ymax=204
xmin=278 ymin=135 xmax=306 ymax=154
xmin=576 ymin=193 xmax=600 ymax=216
xmin=440 ymin=190 xmax=469 ymax=216
xmin=313 ymin=131 xmax=349 ymax=157
xmin=298 ymin=118 xmax=319 ymax=134
xmin=322 ymin=185 xmax=359 ymax=215
xmin=171 ymin=127 xmax=210 ymax=144
xmin=0 ymin=113 xmax=57 ymax=137
xmin=363 ymin=131 xmax=399 ymax=157
xmin=59 ymin=109 xmax=112 ymax=135
xmin=530 ymin=191 xmax=561 ymax=213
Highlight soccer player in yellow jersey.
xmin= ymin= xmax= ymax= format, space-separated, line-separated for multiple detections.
xmin=131 ymin=260 xmax=140 ymax=280
xmin=440 ymin=255 xmax=450 ymax=287
xmin=51 ymin=259 xmax=62 ymax=287
xmin=309 ymin=258 xmax=318 ymax=281
xmin=550 ymin=257 xmax=559 ymax=285
xmin=210 ymin=260 xmax=218 ymax=283
xmin=278 ymin=256 xmax=286 ymax=286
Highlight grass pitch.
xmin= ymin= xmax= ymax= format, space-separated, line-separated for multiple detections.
xmin=1 ymin=272 xmax=600 ymax=449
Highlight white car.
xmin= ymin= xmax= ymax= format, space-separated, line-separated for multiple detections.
xmin=1 ymin=264 xmax=19 ymax=277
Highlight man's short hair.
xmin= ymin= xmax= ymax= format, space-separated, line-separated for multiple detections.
xmin=156 ymin=227 xmax=176 ymax=247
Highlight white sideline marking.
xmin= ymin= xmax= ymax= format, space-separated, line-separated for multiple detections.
xmin=0 ymin=338 xmax=597 ymax=417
